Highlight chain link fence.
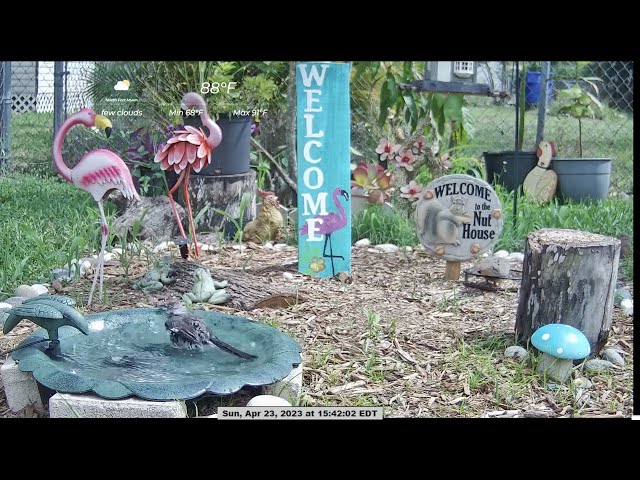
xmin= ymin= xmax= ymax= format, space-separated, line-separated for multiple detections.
xmin=350 ymin=61 xmax=633 ymax=194
xmin=0 ymin=61 xmax=96 ymax=175
xmin=1 ymin=60 xmax=633 ymax=194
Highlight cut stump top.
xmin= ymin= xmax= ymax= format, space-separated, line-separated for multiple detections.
xmin=529 ymin=229 xmax=620 ymax=248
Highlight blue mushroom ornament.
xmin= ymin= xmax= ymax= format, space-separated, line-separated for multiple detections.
xmin=531 ymin=324 xmax=590 ymax=383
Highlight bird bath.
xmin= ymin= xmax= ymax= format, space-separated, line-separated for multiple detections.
xmin=10 ymin=308 xmax=302 ymax=401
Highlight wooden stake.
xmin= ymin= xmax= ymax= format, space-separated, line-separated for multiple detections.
xmin=445 ymin=261 xmax=461 ymax=281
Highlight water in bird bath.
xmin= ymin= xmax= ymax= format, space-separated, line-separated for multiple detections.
xmin=12 ymin=308 xmax=301 ymax=400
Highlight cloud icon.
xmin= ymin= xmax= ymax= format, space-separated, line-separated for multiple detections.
xmin=114 ymin=80 xmax=130 ymax=91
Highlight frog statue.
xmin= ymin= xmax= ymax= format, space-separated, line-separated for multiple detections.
xmin=182 ymin=268 xmax=230 ymax=306
xmin=134 ymin=257 xmax=176 ymax=294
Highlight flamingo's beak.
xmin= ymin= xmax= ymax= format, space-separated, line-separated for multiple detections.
xmin=340 ymin=189 xmax=350 ymax=201
xmin=95 ymin=114 xmax=113 ymax=138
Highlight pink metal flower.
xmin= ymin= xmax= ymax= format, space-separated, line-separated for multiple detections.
xmin=395 ymin=149 xmax=415 ymax=171
xmin=375 ymin=139 xmax=400 ymax=162
xmin=412 ymin=136 xmax=426 ymax=154
xmin=440 ymin=153 xmax=452 ymax=170
xmin=399 ymin=180 xmax=423 ymax=201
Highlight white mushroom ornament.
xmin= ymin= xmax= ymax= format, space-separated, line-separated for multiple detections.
xmin=531 ymin=324 xmax=590 ymax=383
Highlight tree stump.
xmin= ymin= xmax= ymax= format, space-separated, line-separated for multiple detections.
xmin=180 ymin=170 xmax=257 ymax=234
xmin=515 ymin=229 xmax=621 ymax=355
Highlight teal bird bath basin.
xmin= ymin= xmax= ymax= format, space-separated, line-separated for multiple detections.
xmin=11 ymin=308 xmax=302 ymax=401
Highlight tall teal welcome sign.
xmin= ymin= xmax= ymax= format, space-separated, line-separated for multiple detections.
xmin=297 ymin=62 xmax=351 ymax=278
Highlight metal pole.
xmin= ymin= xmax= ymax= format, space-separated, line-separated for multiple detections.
xmin=535 ymin=61 xmax=551 ymax=147
xmin=1 ymin=62 xmax=12 ymax=171
xmin=53 ymin=61 xmax=64 ymax=138
xmin=512 ymin=61 xmax=520 ymax=230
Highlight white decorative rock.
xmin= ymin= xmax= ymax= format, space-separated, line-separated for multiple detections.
xmin=273 ymin=243 xmax=288 ymax=250
xmin=573 ymin=377 xmax=593 ymax=389
xmin=263 ymin=242 xmax=274 ymax=250
xmin=79 ymin=260 xmax=93 ymax=277
xmin=354 ymin=238 xmax=371 ymax=247
xmin=507 ymin=252 xmax=525 ymax=262
xmin=584 ymin=359 xmax=615 ymax=373
xmin=504 ymin=346 xmax=529 ymax=362
xmin=111 ymin=247 xmax=123 ymax=256
xmin=103 ymin=252 xmax=115 ymax=262
xmin=493 ymin=250 xmax=509 ymax=258
xmin=51 ymin=268 xmax=72 ymax=280
xmin=602 ymin=348 xmax=625 ymax=367
xmin=153 ymin=241 xmax=176 ymax=253
xmin=232 ymin=244 xmax=247 ymax=251
xmin=375 ymin=244 xmax=399 ymax=254
xmin=14 ymin=285 xmax=39 ymax=299
xmin=621 ymin=299 xmax=633 ymax=316
xmin=367 ymin=248 xmax=381 ymax=254
xmin=283 ymin=272 xmax=294 ymax=281
xmin=246 ymin=395 xmax=292 ymax=407
xmin=30 ymin=284 xmax=49 ymax=296
xmin=400 ymin=246 xmax=413 ymax=253
xmin=0 ymin=302 xmax=13 ymax=310
xmin=199 ymin=244 xmax=216 ymax=252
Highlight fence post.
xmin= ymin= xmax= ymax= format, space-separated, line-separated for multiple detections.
xmin=1 ymin=61 xmax=11 ymax=170
xmin=535 ymin=61 xmax=551 ymax=148
xmin=53 ymin=61 xmax=65 ymax=138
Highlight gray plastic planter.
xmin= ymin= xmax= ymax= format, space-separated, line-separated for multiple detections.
xmin=553 ymin=158 xmax=612 ymax=202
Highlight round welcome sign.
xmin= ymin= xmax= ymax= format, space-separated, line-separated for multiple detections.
xmin=414 ymin=174 xmax=503 ymax=262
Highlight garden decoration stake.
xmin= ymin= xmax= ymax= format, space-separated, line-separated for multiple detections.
xmin=523 ymin=140 xmax=557 ymax=204
xmin=52 ymin=108 xmax=140 ymax=306
xmin=296 ymin=62 xmax=352 ymax=279
xmin=415 ymin=174 xmax=503 ymax=281
xmin=154 ymin=92 xmax=222 ymax=258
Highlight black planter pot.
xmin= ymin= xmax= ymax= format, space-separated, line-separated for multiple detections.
xmin=483 ymin=151 xmax=539 ymax=192
xmin=185 ymin=113 xmax=251 ymax=176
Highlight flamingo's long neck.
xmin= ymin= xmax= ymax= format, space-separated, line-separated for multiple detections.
xmin=53 ymin=113 xmax=79 ymax=183
xmin=333 ymin=189 xmax=346 ymax=220
xmin=183 ymin=93 xmax=221 ymax=148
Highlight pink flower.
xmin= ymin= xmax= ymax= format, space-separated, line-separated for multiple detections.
xmin=375 ymin=139 xmax=400 ymax=162
xmin=412 ymin=136 xmax=426 ymax=154
xmin=400 ymin=180 xmax=423 ymax=201
xmin=395 ymin=149 xmax=415 ymax=171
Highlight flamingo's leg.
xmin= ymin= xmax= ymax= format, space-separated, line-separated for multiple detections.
xmin=168 ymin=169 xmax=188 ymax=241
xmin=183 ymin=168 xmax=199 ymax=258
xmin=88 ymin=199 xmax=108 ymax=306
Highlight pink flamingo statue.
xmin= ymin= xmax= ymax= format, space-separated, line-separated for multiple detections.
xmin=300 ymin=188 xmax=350 ymax=277
xmin=154 ymin=92 xmax=222 ymax=258
xmin=53 ymin=108 xmax=140 ymax=306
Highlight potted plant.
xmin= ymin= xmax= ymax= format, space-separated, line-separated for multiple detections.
xmin=484 ymin=62 xmax=540 ymax=192
xmin=552 ymin=77 xmax=612 ymax=202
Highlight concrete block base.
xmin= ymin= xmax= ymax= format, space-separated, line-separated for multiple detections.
xmin=49 ymin=393 xmax=188 ymax=418
xmin=1 ymin=356 xmax=44 ymax=413
xmin=263 ymin=360 xmax=303 ymax=405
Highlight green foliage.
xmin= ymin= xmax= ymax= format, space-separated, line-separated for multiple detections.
xmin=494 ymin=186 xmax=633 ymax=279
xmin=352 ymin=62 xmax=471 ymax=146
xmin=208 ymin=192 xmax=253 ymax=244
xmin=351 ymin=204 xmax=418 ymax=247
xmin=0 ymin=174 xmax=116 ymax=298
xmin=87 ymin=61 xmax=288 ymax=131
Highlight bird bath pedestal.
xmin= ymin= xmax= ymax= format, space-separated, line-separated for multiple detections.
xmin=2 ymin=307 xmax=303 ymax=417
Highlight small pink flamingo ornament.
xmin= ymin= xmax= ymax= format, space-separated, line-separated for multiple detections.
xmin=53 ymin=108 xmax=140 ymax=306
xmin=154 ymin=92 xmax=222 ymax=257
xmin=300 ymin=187 xmax=349 ymax=277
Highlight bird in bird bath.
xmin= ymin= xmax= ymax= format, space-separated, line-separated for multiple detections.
xmin=9 ymin=307 xmax=301 ymax=401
